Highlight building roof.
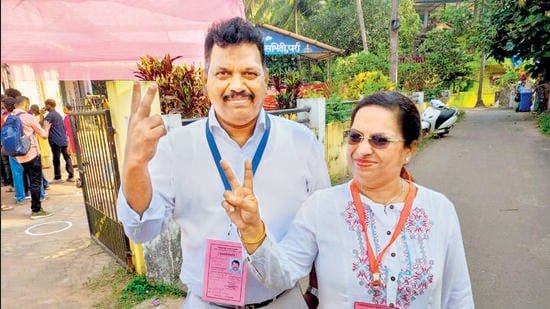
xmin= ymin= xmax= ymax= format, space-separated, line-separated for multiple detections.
xmin=256 ymin=23 xmax=345 ymax=61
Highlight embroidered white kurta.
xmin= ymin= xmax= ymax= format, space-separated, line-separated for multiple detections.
xmin=117 ymin=108 xmax=331 ymax=305
xmin=247 ymin=181 xmax=474 ymax=309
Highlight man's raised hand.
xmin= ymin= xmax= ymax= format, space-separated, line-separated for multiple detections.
xmin=220 ymin=159 xmax=262 ymax=235
xmin=121 ymin=82 xmax=167 ymax=214
xmin=124 ymin=82 xmax=167 ymax=166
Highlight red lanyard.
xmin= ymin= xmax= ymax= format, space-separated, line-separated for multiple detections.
xmin=350 ymin=179 xmax=416 ymax=286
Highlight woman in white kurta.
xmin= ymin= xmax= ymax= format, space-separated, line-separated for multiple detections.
xmin=221 ymin=91 xmax=474 ymax=308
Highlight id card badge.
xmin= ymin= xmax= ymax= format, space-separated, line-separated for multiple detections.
xmin=202 ymin=239 xmax=247 ymax=306
xmin=354 ymin=302 xmax=395 ymax=309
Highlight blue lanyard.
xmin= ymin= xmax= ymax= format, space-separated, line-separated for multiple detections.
xmin=206 ymin=114 xmax=271 ymax=190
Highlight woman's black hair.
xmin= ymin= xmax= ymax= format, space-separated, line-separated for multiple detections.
xmin=350 ymin=92 xmax=421 ymax=146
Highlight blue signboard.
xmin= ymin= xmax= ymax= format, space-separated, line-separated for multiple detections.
xmin=262 ymin=28 xmax=327 ymax=56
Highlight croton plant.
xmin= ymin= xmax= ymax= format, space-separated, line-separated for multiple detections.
xmin=134 ymin=54 xmax=210 ymax=118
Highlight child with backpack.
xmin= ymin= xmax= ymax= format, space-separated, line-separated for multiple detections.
xmin=2 ymin=96 xmax=53 ymax=219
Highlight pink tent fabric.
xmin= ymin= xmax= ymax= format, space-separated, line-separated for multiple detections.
xmin=1 ymin=0 xmax=244 ymax=81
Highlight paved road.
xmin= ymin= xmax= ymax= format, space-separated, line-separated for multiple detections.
xmin=1 ymin=167 xmax=118 ymax=309
xmin=407 ymin=108 xmax=550 ymax=308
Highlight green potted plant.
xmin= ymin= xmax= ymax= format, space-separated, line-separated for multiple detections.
xmin=272 ymin=69 xmax=303 ymax=109
xmin=134 ymin=54 xmax=210 ymax=118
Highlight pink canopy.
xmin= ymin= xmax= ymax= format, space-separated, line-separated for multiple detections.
xmin=1 ymin=0 xmax=244 ymax=81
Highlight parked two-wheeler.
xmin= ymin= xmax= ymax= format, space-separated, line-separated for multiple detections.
xmin=421 ymin=99 xmax=458 ymax=138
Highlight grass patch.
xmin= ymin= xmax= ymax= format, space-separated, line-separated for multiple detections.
xmin=85 ymin=263 xmax=185 ymax=309
xmin=537 ymin=112 xmax=550 ymax=136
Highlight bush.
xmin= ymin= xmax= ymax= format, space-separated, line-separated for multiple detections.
xmin=326 ymin=96 xmax=353 ymax=123
xmin=538 ymin=113 xmax=550 ymax=136
xmin=120 ymin=276 xmax=185 ymax=307
xmin=342 ymin=71 xmax=395 ymax=100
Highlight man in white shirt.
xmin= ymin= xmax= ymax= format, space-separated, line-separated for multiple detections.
xmin=116 ymin=17 xmax=330 ymax=309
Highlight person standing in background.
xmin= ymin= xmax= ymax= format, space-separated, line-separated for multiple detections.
xmin=30 ymin=104 xmax=52 ymax=169
xmin=2 ymin=89 xmax=29 ymax=203
xmin=13 ymin=96 xmax=53 ymax=219
xmin=30 ymin=104 xmax=51 ymax=190
xmin=63 ymin=103 xmax=80 ymax=164
xmin=1 ymin=95 xmax=14 ymax=192
xmin=43 ymin=99 xmax=74 ymax=183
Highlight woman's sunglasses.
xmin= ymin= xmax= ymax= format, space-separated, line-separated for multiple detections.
xmin=343 ymin=129 xmax=404 ymax=149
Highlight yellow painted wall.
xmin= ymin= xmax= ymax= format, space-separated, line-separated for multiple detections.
xmin=106 ymin=80 xmax=160 ymax=275
xmin=449 ymin=64 xmax=505 ymax=108
xmin=325 ymin=121 xmax=350 ymax=184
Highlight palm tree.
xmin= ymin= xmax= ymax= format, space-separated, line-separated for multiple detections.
xmin=270 ymin=0 xmax=320 ymax=33
xmin=356 ymin=0 xmax=369 ymax=52
xmin=243 ymin=0 xmax=276 ymax=23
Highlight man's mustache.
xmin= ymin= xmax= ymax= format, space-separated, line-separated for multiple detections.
xmin=223 ymin=91 xmax=254 ymax=101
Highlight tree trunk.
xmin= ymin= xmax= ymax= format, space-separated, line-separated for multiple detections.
xmin=293 ymin=0 xmax=299 ymax=34
xmin=294 ymin=1 xmax=302 ymax=72
xmin=389 ymin=0 xmax=400 ymax=85
xmin=475 ymin=52 xmax=486 ymax=107
xmin=356 ymin=0 xmax=368 ymax=53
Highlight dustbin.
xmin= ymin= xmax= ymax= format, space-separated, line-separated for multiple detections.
xmin=518 ymin=90 xmax=532 ymax=112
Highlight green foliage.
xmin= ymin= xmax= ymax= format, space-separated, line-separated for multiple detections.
xmin=120 ymin=276 xmax=185 ymax=306
xmin=538 ymin=112 xmax=550 ymax=136
xmin=398 ymin=62 xmax=432 ymax=92
xmin=332 ymin=51 xmax=389 ymax=94
xmin=343 ymin=71 xmax=395 ymax=100
xmin=419 ymin=28 xmax=474 ymax=91
xmin=325 ymin=95 xmax=353 ymax=123
xmin=494 ymin=62 xmax=520 ymax=91
xmin=134 ymin=54 xmax=209 ymax=118
xmin=272 ymin=69 xmax=303 ymax=109
xmin=397 ymin=0 xmax=423 ymax=54
xmin=487 ymin=0 xmax=550 ymax=82
xmin=86 ymin=264 xmax=186 ymax=309
xmin=267 ymin=55 xmax=298 ymax=76
xmin=301 ymin=2 xmax=363 ymax=54
xmin=170 ymin=64 xmax=209 ymax=118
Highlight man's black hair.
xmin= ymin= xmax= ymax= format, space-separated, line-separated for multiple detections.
xmin=204 ymin=17 xmax=265 ymax=72
xmin=5 ymin=88 xmax=22 ymax=99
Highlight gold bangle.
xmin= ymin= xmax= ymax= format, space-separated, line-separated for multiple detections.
xmin=239 ymin=221 xmax=266 ymax=245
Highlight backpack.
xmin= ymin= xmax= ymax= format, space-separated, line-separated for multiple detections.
xmin=1 ymin=112 xmax=31 ymax=156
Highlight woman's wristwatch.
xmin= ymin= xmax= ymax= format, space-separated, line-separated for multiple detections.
xmin=306 ymin=285 xmax=319 ymax=298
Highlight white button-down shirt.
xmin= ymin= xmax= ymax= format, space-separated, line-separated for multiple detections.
xmin=117 ymin=108 xmax=330 ymax=305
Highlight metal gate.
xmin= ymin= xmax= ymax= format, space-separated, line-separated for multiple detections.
xmin=70 ymin=102 xmax=133 ymax=271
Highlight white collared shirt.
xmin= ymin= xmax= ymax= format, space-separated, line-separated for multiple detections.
xmin=117 ymin=108 xmax=330 ymax=304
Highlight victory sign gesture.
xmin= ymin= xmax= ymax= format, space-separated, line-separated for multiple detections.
xmin=220 ymin=159 xmax=266 ymax=253
xmin=122 ymin=82 xmax=167 ymax=215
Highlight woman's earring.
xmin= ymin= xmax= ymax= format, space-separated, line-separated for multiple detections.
xmin=405 ymin=157 xmax=410 ymax=163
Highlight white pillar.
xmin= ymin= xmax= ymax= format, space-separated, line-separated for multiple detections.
xmin=297 ymin=98 xmax=326 ymax=146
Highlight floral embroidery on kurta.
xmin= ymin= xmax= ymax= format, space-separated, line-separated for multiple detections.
xmin=344 ymin=200 xmax=435 ymax=308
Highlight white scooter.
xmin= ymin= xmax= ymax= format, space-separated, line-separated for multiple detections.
xmin=421 ymin=99 xmax=458 ymax=138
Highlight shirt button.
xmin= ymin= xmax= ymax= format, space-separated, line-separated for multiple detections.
xmin=389 ymin=205 xmax=394 ymax=209
xmin=391 ymin=252 xmax=396 ymax=257
xmin=386 ymin=230 xmax=391 ymax=235
xmin=391 ymin=276 xmax=396 ymax=281
xmin=389 ymin=303 xmax=395 ymax=308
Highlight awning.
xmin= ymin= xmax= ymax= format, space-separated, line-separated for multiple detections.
xmin=1 ymin=0 xmax=245 ymax=81
xmin=257 ymin=23 xmax=345 ymax=61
